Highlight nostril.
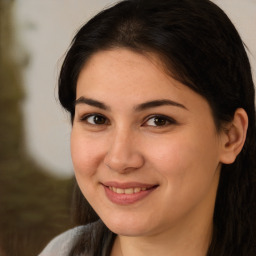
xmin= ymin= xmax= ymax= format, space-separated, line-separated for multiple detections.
xmin=104 ymin=150 xmax=144 ymax=173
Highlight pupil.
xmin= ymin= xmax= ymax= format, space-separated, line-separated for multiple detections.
xmin=94 ymin=116 xmax=105 ymax=124
xmin=154 ymin=117 xmax=166 ymax=126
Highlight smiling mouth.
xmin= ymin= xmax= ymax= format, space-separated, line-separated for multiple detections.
xmin=108 ymin=186 xmax=148 ymax=194
xmin=102 ymin=183 xmax=158 ymax=205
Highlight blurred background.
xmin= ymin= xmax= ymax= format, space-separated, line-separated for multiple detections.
xmin=0 ymin=0 xmax=255 ymax=255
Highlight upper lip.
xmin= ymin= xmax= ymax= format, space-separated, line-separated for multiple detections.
xmin=102 ymin=181 xmax=158 ymax=189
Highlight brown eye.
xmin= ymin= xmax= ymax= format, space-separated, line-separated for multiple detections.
xmin=152 ymin=117 xmax=168 ymax=126
xmin=144 ymin=115 xmax=176 ymax=127
xmin=83 ymin=114 xmax=108 ymax=125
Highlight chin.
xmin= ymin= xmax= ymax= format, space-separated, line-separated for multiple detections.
xmin=108 ymin=225 xmax=148 ymax=237
xmin=101 ymin=215 xmax=153 ymax=237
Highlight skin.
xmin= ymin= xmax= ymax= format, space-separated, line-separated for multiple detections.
xmin=70 ymin=48 xmax=247 ymax=256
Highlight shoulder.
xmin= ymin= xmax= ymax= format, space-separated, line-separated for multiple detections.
xmin=38 ymin=225 xmax=88 ymax=256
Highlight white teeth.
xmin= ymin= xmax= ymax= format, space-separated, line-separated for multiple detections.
xmin=134 ymin=187 xmax=141 ymax=193
xmin=124 ymin=188 xmax=134 ymax=194
xmin=109 ymin=186 xmax=148 ymax=194
xmin=116 ymin=188 xmax=124 ymax=194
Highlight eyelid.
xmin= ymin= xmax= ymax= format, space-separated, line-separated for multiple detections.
xmin=143 ymin=114 xmax=177 ymax=127
xmin=77 ymin=112 xmax=177 ymax=127
xmin=79 ymin=113 xmax=110 ymax=125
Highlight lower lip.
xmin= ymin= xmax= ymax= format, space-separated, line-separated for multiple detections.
xmin=103 ymin=186 xmax=156 ymax=205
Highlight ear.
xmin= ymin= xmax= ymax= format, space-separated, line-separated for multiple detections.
xmin=219 ymin=108 xmax=248 ymax=164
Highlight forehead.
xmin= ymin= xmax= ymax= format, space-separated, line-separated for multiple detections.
xmin=78 ymin=48 xmax=167 ymax=82
xmin=76 ymin=48 xmax=210 ymax=113
xmin=77 ymin=48 xmax=179 ymax=95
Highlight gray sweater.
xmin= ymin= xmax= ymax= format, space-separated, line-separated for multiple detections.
xmin=38 ymin=221 xmax=114 ymax=256
xmin=38 ymin=226 xmax=86 ymax=256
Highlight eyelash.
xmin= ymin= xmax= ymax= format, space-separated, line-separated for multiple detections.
xmin=79 ymin=113 xmax=177 ymax=127
xmin=143 ymin=115 xmax=177 ymax=127
xmin=80 ymin=113 xmax=109 ymax=125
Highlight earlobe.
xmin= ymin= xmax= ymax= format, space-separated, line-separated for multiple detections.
xmin=219 ymin=108 xmax=248 ymax=164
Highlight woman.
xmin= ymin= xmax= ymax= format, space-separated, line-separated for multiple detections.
xmin=39 ymin=0 xmax=256 ymax=255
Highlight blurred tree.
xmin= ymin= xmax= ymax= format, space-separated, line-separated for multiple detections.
xmin=0 ymin=1 xmax=74 ymax=255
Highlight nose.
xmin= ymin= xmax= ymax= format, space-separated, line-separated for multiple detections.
xmin=103 ymin=129 xmax=144 ymax=173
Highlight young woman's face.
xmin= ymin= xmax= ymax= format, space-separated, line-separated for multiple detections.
xmin=71 ymin=48 xmax=225 ymax=237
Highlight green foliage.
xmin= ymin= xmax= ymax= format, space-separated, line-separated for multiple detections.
xmin=0 ymin=1 xmax=74 ymax=255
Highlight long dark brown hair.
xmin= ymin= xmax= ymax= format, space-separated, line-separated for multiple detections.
xmin=58 ymin=0 xmax=256 ymax=255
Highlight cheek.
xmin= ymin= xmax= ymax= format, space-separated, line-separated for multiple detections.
xmin=70 ymin=130 xmax=104 ymax=177
xmin=146 ymin=130 xmax=220 ymax=183
xmin=146 ymin=133 xmax=220 ymax=217
xmin=145 ymin=135 xmax=193 ymax=174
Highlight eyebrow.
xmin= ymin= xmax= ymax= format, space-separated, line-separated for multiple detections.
xmin=74 ymin=97 xmax=187 ymax=111
xmin=134 ymin=99 xmax=187 ymax=111
xmin=74 ymin=97 xmax=110 ymax=110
